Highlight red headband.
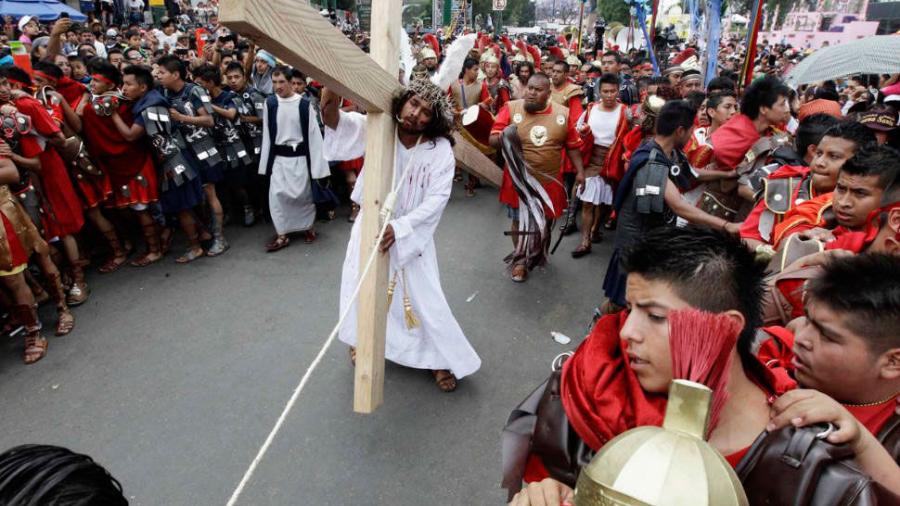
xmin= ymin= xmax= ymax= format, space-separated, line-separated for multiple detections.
xmin=6 ymin=78 xmax=30 ymax=89
xmin=34 ymin=70 xmax=57 ymax=84
xmin=91 ymin=74 xmax=115 ymax=86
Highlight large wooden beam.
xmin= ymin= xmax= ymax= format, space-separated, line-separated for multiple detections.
xmin=218 ymin=0 xmax=396 ymax=113
xmin=453 ymin=134 xmax=503 ymax=188
xmin=350 ymin=0 xmax=402 ymax=413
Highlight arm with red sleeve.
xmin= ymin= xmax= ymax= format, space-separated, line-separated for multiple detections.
xmin=566 ymin=96 xmax=583 ymax=128
xmin=488 ymin=103 xmax=511 ymax=150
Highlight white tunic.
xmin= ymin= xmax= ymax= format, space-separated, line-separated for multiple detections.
xmin=323 ymin=111 xmax=481 ymax=379
xmin=259 ymin=93 xmax=330 ymax=235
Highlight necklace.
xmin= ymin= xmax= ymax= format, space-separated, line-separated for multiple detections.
xmin=842 ymin=393 xmax=899 ymax=408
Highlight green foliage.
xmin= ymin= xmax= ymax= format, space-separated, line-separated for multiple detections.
xmin=471 ymin=0 xmax=536 ymax=28
xmin=593 ymin=0 xmax=631 ymax=24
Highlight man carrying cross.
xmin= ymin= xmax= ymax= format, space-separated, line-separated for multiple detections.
xmin=320 ymin=79 xmax=481 ymax=393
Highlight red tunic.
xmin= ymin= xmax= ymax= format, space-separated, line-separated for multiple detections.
xmin=710 ymin=114 xmax=761 ymax=170
xmin=492 ymin=103 xmax=582 ymax=218
xmin=44 ymin=97 xmax=112 ymax=209
xmin=80 ymin=100 xmax=159 ymax=208
xmin=14 ymin=96 xmax=85 ymax=237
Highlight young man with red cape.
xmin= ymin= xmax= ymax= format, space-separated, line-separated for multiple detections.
xmin=757 ymin=254 xmax=900 ymax=474
xmin=82 ymin=61 xmax=162 ymax=267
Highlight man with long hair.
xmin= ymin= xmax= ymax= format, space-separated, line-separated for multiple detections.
xmin=320 ymin=79 xmax=481 ymax=393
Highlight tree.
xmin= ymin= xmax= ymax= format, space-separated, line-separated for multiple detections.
xmin=593 ymin=0 xmax=630 ymax=25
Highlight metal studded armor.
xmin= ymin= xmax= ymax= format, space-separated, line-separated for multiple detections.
xmin=141 ymin=105 xmax=197 ymax=192
xmin=211 ymin=94 xmax=252 ymax=170
xmin=235 ymin=87 xmax=266 ymax=165
xmin=168 ymin=84 xmax=222 ymax=168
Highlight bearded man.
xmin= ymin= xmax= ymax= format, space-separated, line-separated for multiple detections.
xmin=320 ymin=79 xmax=481 ymax=393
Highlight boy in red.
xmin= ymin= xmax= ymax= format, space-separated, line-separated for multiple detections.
xmin=0 ymin=66 xmax=88 ymax=306
xmin=81 ymin=61 xmax=161 ymax=267
xmin=741 ymin=120 xmax=873 ymax=250
xmin=761 ymin=255 xmax=900 ymax=493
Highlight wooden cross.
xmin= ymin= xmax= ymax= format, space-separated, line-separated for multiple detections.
xmin=220 ymin=0 xmax=502 ymax=413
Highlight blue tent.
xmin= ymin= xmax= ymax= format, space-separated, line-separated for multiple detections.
xmin=0 ymin=0 xmax=88 ymax=22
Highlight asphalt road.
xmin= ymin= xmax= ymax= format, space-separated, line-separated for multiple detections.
xmin=0 ymin=184 xmax=615 ymax=506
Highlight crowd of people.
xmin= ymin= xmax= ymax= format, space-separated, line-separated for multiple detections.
xmin=0 ymin=1 xmax=897 ymax=503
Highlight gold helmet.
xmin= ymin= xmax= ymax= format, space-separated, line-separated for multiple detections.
xmin=574 ymin=381 xmax=748 ymax=506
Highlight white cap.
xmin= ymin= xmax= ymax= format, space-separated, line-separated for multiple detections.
xmin=17 ymin=15 xmax=35 ymax=32
xmin=106 ymin=28 xmax=118 ymax=37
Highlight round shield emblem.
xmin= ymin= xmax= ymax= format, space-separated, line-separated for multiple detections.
xmin=513 ymin=112 xmax=523 ymax=124
xmin=529 ymin=125 xmax=548 ymax=147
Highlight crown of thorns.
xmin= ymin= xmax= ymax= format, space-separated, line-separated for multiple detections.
xmin=405 ymin=78 xmax=455 ymax=129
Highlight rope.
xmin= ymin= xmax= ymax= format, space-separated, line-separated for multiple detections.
xmin=225 ymin=130 xmax=422 ymax=506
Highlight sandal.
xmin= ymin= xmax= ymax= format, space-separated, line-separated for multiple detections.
xmin=511 ymin=264 xmax=527 ymax=283
xmin=55 ymin=308 xmax=74 ymax=336
xmin=432 ymin=370 xmax=458 ymax=392
xmin=175 ymin=247 xmax=205 ymax=264
xmin=266 ymin=235 xmax=290 ymax=252
xmin=571 ymin=243 xmax=592 ymax=258
xmin=98 ymin=254 xmax=128 ymax=274
xmin=67 ymin=282 xmax=89 ymax=306
xmin=304 ymin=230 xmax=317 ymax=244
xmin=130 ymin=251 xmax=162 ymax=267
xmin=348 ymin=204 xmax=360 ymax=223
xmin=349 ymin=346 xmax=356 ymax=366
xmin=24 ymin=334 xmax=48 ymax=364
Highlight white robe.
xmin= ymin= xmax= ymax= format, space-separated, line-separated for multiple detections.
xmin=323 ymin=111 xmax=481 ymax=379
xmin=259 ymin=93 xmax=329 ymax=235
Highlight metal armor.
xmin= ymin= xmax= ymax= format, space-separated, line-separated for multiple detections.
xmin=141 ymin=105 xmax=197 ymax=192
xmin=237 ymin=88 xmax=265 ymax=161
xmin=212 ymin=95 xmax=252 ymax=169
xmin=168 ymin=85 xmax=222 ymax=168
xmin=0 ymin=111 xmax=42 ymax=230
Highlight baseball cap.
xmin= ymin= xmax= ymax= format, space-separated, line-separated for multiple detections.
xmin=859 ymin=107 xmax=898 ymax=132
xmin=17 ymin=15 xmax=35 ymax=32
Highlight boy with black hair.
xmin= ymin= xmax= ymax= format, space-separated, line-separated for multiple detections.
xmin=602 ymin=100 xmax=740 ymax=311
xmin=710 ymin=75 xmax=792 ymax=172
xmin=80 ymin=61 xmax=161 ymax=268
xmin=762 ymin=254 xmax=900 ymax=488
xmin=506 ymin=226 xmax=784 ymax=498
xmin=112 ymin=64 xmax=205 ymax=264
xmin=772 ymin=143 xmax=900 ymax=248
xmin=224 ymin=61 xmax=267 ymax=223
xmin=259 ymin=66 xmax=328 ymax=251
xmin=156 ymin=54 xmax=229 ymax=260
xmin=572 ymin=72 xmax=632 ymax=256
xmin=740 ymin=118 xmax=873 ymax=249
xmin=193 ymin=64 xmax=255 ymax=229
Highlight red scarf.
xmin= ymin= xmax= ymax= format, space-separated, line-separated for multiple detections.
xmin=826 ymin=202 xmax=900 ymax=253
xmin=560 ymin=312 xmax=666 ymax=451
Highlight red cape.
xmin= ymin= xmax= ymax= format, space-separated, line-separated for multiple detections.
xmin=560 ymin=312 xmax=666 ymax=451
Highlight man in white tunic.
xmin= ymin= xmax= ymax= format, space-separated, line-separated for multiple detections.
xmin=259 ymin=67 xmax=329 ymax=251
xmin=320 ymin=79 xmax=481 ymax=392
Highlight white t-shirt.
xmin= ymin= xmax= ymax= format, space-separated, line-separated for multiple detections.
xmin=583 ymin=104 xmax=621 ymax=147
xmin=128 ymin=0 xmax=144 ymax=10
